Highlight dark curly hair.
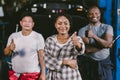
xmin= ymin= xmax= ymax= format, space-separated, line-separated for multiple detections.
xmin=54 ymin=13 xmax=73 ymax=28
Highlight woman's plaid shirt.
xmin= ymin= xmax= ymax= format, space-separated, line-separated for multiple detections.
xmin=44 ymin=35 xmax=85 ymax=80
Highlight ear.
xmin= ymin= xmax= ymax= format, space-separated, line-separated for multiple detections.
xmin=33 ymin=22 xmax=35 ymax=26
xmin=20 ymin=21 xmax=22 ymax=26
xmin=54 ymin=23 xmax=57 ymax=28
xmin=87 ymin=13 xmax=89 ymax=18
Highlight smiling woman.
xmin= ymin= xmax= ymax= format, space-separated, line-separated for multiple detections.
xmin=44 ymin=13 xmax=85 ymax=80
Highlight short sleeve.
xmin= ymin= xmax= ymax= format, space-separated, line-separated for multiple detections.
xmin=6 ymin=33 xmax=16 ymax=46
xmin=78 ymin=26 xmax=87 ymax=37
xmin=106 ymin=25 xmax=113 ymax=36
xmin=37 ymin=34 xmax=45 ymax=50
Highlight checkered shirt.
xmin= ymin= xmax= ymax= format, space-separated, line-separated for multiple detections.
xmin=44 ymin=35 xmax=85 ymax=80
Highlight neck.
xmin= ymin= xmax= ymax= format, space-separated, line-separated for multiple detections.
xmin=57 ymin=34 xmax=70 ymax=44
xmin=22 ymin=30 xmax=32 ymax=36
xmin=90 ymin=21 xmax=101 ymax=26
xmin=57 ymin=34 xmax=69 ymax=44
xmin=57 ymin=33 xmax=69 ymax=39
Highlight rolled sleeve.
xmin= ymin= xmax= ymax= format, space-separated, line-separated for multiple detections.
xmin=76 ymin=37 xmax=85 ymax=55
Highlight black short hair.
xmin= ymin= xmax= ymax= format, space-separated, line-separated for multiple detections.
xmin=87 ymin=6 xmax=101 ymax=14
xmin=20 ymin=12 xmax=34 ymax=22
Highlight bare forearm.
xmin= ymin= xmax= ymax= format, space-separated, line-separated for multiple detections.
xmin=38 ymin=50 xmax=46 ymax=74
xmin=85 ymin=45 xmax=100 ymax=53
xmin=39 ymin=55 xmax=46 ymax=80
xmin=39 ymin=58 xmax=46 ymax=74
xmin=93 ymin=34 xmax=113 ymax=48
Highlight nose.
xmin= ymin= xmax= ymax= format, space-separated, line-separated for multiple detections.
xmin=92 ymin=13 xmax=97 ymax=18
xmin=61 ymin=23 xmax=66 ymax=27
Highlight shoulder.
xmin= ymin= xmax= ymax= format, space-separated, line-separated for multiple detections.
xmin=9 ymin=31 xmax=21 ymax=38
xmin=101 ymin=23 xmax=113 ymax=31
xmin=32 ymin=31 xmax=44 ymax=39
xmin=45 ymin=35 xmax=56 ymax=42
xmin=79 ymin=25 xmax=88 ymax=32
xmin=101 ymin=23 xmax=112 ymax=28
xmin=32 ymin=31 xmax=42 ymax=36
xmin=78 ymin=25 xmax=88 ymax=36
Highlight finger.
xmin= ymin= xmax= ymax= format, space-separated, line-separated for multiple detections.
xmin=108 ymin=41 xmax=114 ymax=48
xmin=71 ymin=31 xmax=77 ymax=38
xmin=11 ymin=39 xmax=14 ymax=44
xmin=113 ymin=40 xmax=115 ymax=43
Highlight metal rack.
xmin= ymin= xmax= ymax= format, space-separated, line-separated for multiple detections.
xmin=0 ymin=22 xmax=9 ymax=55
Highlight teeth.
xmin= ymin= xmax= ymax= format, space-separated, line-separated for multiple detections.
xmin=93 ymin=18 xmax=97 ymax=21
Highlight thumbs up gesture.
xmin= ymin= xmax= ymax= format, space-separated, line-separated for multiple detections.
xmin=85 ymin=29 xmax=95 ymax=38
xmin=9 ymin=39 xmax=15 ymax=51
xmin=71 ymin=32 xmax=81 ymax=48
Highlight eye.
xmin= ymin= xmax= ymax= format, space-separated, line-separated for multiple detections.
xmin=58 ymin=22 xmax=62 ymax=25
xmin=64 ymin=22 xmax=68 ymax=25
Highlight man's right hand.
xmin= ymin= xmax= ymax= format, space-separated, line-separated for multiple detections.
xmin=9 ymin=39 xmax=15 ymax=51
xmin=4 ymin=39 xmax=15 ymax=55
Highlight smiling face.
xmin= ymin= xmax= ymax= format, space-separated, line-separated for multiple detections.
xmin=55 ymin=16 xmax=70 ymax=35
xmin=87 ymin=7 xmax=101 ymax=24
xmin=20 ymin=16 xmax=34 ymax=31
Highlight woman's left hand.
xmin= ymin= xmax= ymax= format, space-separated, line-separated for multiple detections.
xmin=71 ymin=32 xmax=81 ymax=49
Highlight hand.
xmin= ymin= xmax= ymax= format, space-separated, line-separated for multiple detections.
xmin=39 ymin=71 xmax=46 ymax=80
xmin=9 ymin=39 xmax=15 ymax=51
xmin=39 ymin=74 xmax=46 ymax=80
xmin=108 ymin=40 xmax=114 ymax=48
xmin=85 ymin=30 xmax=95 ymax=38
xmin=71 ymin=32 xmax=82 ymax=49
xmin=71 ymin=32 xmax=80 ymax=46
xmin=67 ymin=60 xmax=77 ymax=69
xmin=63 ymin=60 xmax=77 ymax=69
